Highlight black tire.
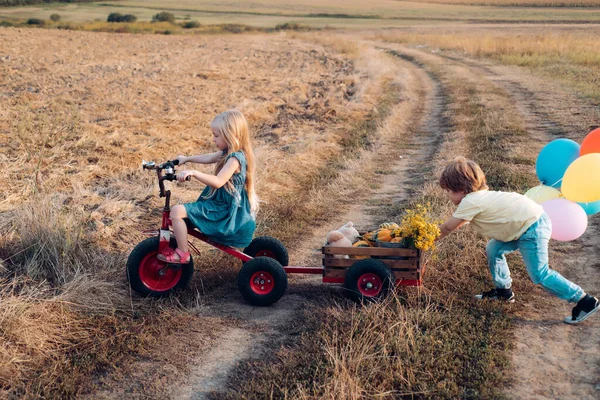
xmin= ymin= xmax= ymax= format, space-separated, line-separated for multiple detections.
xmin=127 ymin=236 xmax=194 ymax=297
xmin=237 ymin=256 xmax=288 ymax=306
xmin=343 ymin=259 xmax=395 ymax=304
xmin=243 ymin=236 xmax=289 ymax=266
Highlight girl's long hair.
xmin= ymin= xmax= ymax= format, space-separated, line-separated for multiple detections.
xmin=207 ymin=110 xmax=258 ymax=215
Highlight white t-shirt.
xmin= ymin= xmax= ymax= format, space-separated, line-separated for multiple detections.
xmin=453 ymin=190 xmax=544 ymax=242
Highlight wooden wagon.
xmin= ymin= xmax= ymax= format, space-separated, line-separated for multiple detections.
xmin=282 ymin=243 xmax=424 ymax=303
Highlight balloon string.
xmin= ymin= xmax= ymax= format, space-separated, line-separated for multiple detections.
xmin=549 ymin=178 xmax=563 ymax=188
xmin=531 ymin=178 xmax=563 ymax=201
xmin=529 ymin=184 xmax=543 ymax=201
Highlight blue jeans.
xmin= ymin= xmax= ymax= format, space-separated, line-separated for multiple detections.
xmin=486 ymin=213 xmax=584 ymax=303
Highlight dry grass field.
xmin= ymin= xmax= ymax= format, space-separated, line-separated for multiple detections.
xmin=1 ymin=3 xmax=600 ymax=399
xmin=0 ymin=28 xmax=378 ymax=397
xmin=402 ymin=0 xmax=600 ymax=5
xmin=2 ymin=0 xmax=600 ymax=26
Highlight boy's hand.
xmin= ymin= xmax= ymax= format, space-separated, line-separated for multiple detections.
xmin=438 ymin=217 xmax=468 ymax=241
xmin=176 ymin=155 xmax=188 ymax=165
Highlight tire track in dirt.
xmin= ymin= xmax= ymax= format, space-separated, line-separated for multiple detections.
xmin=175 ymin=46 xmax=451 ymax=399
xmin=437 ymin=52 xmax=600 ymax=140
xmin=377 ymin=45 xmax=600 ymax=399
xmin=172 ymin=294 xmax=306 ymax=399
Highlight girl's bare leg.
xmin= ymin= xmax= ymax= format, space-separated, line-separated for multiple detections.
xmin=170 ymin=205 xmax=189 ymax=255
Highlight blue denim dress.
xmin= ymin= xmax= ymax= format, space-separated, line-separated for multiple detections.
xmin=184 ymin=151 xmax=256 ymax=248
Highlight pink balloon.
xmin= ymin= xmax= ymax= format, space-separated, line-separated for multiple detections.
xmin=542 ymin=198 xmax=588 ymax=241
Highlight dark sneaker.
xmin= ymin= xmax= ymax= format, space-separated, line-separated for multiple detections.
xmin=475 ymin=288 xmax=515 ymax=303
xmin=564 ymin=294 xmax=599 ymax=325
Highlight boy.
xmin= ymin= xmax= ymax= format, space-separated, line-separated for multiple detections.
xmin=437 ymin=156 xmax=599 ymax=324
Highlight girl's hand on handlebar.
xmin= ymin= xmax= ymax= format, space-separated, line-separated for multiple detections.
xmin=177 ymin=170 xmax=195 ymax=182
xmin=176 ymin=155 xmax=188 ymax=165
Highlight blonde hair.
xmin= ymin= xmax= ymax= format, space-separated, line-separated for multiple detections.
xmin=439 ymin=156 xmax=489 ymax=194
xmin=207 ymin=110 xmax=258 ymax=214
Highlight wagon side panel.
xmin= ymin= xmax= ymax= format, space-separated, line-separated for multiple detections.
xmin=321 ymin=246 xmax=424 ymax=286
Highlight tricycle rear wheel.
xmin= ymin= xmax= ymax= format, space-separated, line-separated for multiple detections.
xmin=243 ymin=236 xmax=289 ymax=266
xmin=127 ymin=236 xmax=194 ymax=297
xmin=238 ymin=256 xmax=287 ymax=306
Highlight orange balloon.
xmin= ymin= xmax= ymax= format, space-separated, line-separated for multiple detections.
xmin=580 ymin=127 xmax=600 ymax=155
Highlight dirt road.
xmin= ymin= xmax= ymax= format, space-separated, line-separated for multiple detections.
xmin=198 ymin=42 xmax=600 ymax=399
xmin=85 ymin=38 xmax=599 ymax=399
xmin=170 ymin=41 xmax=450 ymax=399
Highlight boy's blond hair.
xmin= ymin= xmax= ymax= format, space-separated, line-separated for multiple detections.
xmin=208 ymin=109 xmax=258 ymax=214
xmin=440 ymin=156 xmax=489 ymax=194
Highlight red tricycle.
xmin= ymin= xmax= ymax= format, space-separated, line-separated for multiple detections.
xmin=127 ymin=160 xmax=424 ymax=306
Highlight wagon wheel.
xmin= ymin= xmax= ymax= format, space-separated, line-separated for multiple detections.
xmin=243 ymin=236 xmax=289 ymax=266
xmin=343 ymin=259 xmax=395 ymax=303
xmin=237 ymin=256 xmax=288 ymax=306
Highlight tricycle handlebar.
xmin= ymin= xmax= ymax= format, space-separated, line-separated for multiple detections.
xmin=142 ymin=159 xmax=191 ymax=198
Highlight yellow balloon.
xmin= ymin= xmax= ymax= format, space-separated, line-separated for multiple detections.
xmin=562 ymin=153 xmax=600 ymax=203
xmin=524 ymin=185 xmax=561 ymax=204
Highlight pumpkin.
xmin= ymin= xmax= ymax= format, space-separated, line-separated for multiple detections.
xmin=351 ymin=240 xmax=372 ymax=259
xmin=374 ymin=228 xmax=393 ymax=242
xmin=390 ymin=236 xmax=403 ymax=243
xmin=379 ymin=222 xmax=400 ymax=230
xmin=361 ymin=231 xmax=377 ymax=243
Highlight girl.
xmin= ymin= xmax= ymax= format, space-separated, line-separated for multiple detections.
xmin=158 ymin=109 xmax=258 ymax=264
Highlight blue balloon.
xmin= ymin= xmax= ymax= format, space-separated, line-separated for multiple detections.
xmin=536 ymin=139 xmax=580 ymax=188
xmin=578 ymin=200 xmax=600 ymax=216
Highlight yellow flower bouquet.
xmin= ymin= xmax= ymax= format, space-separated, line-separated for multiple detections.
xmin=360 ymin=203 xmax=440 ymax=250
xmin=396 ymin=203 xmax=441 ymax=251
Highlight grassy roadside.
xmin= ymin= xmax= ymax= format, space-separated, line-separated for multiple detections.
xmin=210 ymin=41 xmax=547 ymax=399
xmin=375 ymin=29 xmax=600 ymax=103
xmin=0 ymin=18 xmax=315 ymax=34
xmin=5 ymin=0 xmax=600 ymax=26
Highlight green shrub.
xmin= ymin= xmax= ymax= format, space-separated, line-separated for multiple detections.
xmin=50 ymin=13 xmax=61 ymax=22
xmin=121 ymin=14 xmax=137 ymax=23
xmin=0 ymin=20 xmax=14 ymax=27
xmin=107 ymin=12 xmax=137 ymax=23
xmin=182 ymin=20 xmax=200 ymax=29
xmin=107 ymin=12 xmax=123 ymax=23
xmin=152 ymin=11 xmax=175 ymax=23
xmin=26 ymin=18 xmax=45 ymax=26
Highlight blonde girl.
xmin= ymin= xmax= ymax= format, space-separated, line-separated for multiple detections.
xmin=158 ymin=109 xmax=258 ymax=263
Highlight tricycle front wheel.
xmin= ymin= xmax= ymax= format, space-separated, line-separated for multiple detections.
xmin=127 ymin=236 xmax=194 ymax=297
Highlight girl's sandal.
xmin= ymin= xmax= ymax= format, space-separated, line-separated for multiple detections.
xmin=157 ymin=248 xmax=191 ymax=264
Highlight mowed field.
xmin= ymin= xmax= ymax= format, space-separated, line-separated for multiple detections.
xmin=2 ymin=0 xmax=600 ymax=25
xmin=0 ymin=28 xmax=371 ymax=396
xmin=1 ymin=2 xmax=600 ymax=399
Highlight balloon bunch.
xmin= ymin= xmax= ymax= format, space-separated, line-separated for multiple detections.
xmin=525 ymin=128 xmax=600 ymax=242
